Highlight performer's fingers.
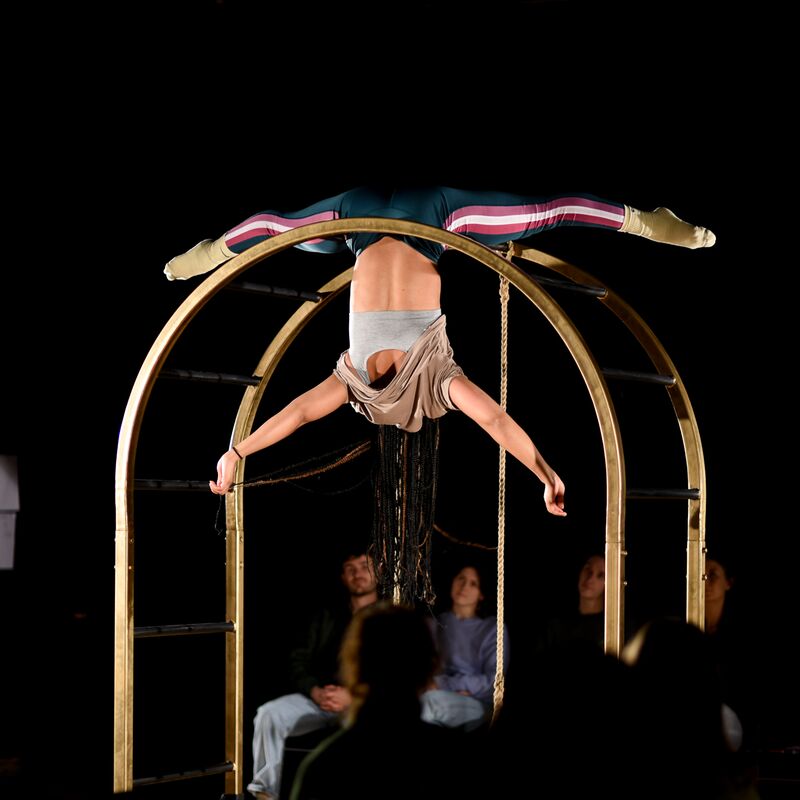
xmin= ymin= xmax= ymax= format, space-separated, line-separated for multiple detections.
xmin=547 ymin=500 xmax=567 ymax=517
xmin=210 ymin=482 xmax=234 ymax=495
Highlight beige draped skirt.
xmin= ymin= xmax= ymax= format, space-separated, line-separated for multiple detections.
xmin=332 ymin=314 xmax=464 ymax=433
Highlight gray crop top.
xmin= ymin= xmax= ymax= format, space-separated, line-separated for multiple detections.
xmin=348 ymin=309 xmax=442 ymax=384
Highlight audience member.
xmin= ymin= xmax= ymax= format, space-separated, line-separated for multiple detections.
xmin=423 ymin=562 xmax=509 ymax=730
xmin=621 ymin=616 xmax=760 ymax=800
xmin=289 ymin=602 xmax=472 ymax=800
xmin=705 ymin=553 xmax=759 ymax=753
xmin=538 ymin=552 xmax=606 ymax=652
xmin=488 ymin=630 xmax=636 ymax=797
xmin=247 ymin=550 xmax=378 ymax=800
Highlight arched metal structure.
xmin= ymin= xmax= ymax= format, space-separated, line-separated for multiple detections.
xmin=114 ymin=218 xmax=705 ymax=795
xmin=508 ymin=243 xmax=706 ymax=625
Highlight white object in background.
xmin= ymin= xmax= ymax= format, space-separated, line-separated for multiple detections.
xmin=0 ymin=455 xmax=19 ymax=569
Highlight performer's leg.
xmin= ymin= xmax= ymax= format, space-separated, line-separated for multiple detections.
xmin=248 ymin=693 xmax=339 ymax=799
xmin=419 ymin=688 xmax=488 ymax=732
xmin=431 ymin=187 xmax=714 ymax=250
xmin=164 ymin=192 xmax=352 ymax=281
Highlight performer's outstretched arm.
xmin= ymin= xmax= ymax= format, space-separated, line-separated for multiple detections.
xmin=446 ymin=375 xmax=566 ymax=517
xmin=209 ymin=375 xmax=349 ymax=495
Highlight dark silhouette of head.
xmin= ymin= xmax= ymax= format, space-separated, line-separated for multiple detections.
xmin=339 ymin=601 xmax=438 ymax=723
xmin=621 ymin=616 xmax=733 ymax=798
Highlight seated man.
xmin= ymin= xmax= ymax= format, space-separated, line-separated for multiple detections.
xmin=248 ymin=550 xmax=378 ymax=800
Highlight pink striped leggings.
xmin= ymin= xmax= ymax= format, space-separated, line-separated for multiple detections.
xmin=223 ymin=186 xmax=625 ymax=264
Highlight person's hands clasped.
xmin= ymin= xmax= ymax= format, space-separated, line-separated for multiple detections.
xmin=209 ymin=449 xmax=241 ymax=495
xmin=311 ymin=685 xmax=351 ymax=713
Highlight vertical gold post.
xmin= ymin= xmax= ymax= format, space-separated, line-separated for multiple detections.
xmin=223 ymin=480 xmax=245 ymax=796
xmin=221 ymin=273 xmax=353 ymax=795
xmin=113 ymin=495 xmax=134 ymax=792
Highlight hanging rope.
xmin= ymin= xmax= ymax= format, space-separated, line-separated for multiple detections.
xmin=492 ymin=273 xmax=510 ymax=723
xmin=215 ymin=440 xmax=372 ymax=535
xmin=432 ymin=523 xmax=497 ymax=551
xmin=239 ymin=440 xmax=372 ymax=488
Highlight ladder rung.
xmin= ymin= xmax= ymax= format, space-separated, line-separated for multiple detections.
xmin=228 ymin=280 xmax=322 ymax=302
xmin=627 ymin=488 xmax=700 ymax=500
xmin=134 ymin=479 xmax=211 ymax=492
xmin=160 ymin=368 xmax=260 ymax=386
xmin=133 ymin=761 xmax=233 ymax=787
xmin=602 ymin=368 xmax=675 ymax=386
xmin=134 ymin=622 xmax=235 ymax=639
xmin=489 ymin=245 xmax=606 ymax=296
xmin=530 ymin=273 xmax=606 ymax=297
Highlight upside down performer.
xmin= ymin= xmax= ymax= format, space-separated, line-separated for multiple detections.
xmin=166 ymin=186 xmax=714 ymax=602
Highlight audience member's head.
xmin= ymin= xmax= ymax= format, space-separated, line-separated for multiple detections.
xmin=577 ymin=553 xmax=605 ymax=614
xmin=492 ymin=634 xmax=636 ymax=798
xmin=339 ymin=551 xmax=377 ymax=597
xmin=440 ymin=558 xmax=495 ymax=617
xmin=449 ymin=564 xmax=486 ymax=618
xmin=622 ymin=617 xmax=727 ymax=762
xmin=705 ymin=554 xmax=736 ymax=633
xmin=339 ymin=601 xmax=438 ymax=722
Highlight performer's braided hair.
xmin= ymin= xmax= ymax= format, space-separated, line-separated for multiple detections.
xmin=371 ymin=417 xmax=440 ymax=607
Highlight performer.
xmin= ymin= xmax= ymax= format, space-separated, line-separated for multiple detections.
xmin=165 ymin=187 xmax=714 ymax=521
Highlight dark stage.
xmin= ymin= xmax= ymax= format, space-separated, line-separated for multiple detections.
xmin=1 ymin=3 xmax=797 ymax=798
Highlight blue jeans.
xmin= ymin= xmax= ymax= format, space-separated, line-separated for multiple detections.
xmin=247 ymin=689 xmax=487 ymax=797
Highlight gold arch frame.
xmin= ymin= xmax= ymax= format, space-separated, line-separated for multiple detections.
xmin=114 ymin=218 xmax=705 ymax=794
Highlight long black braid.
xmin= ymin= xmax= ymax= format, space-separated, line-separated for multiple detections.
xmin=370 ymin=417 xmax=440 ymax=607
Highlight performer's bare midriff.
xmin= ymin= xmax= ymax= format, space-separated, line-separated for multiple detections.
xmin=347 ymin=236 xmax=442 ymax=384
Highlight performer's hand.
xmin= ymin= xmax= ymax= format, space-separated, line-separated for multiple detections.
xmin=544 ymin=473 xmax=566 ymax=517
xmin=209 ymin=450 xmax=239 ymax=495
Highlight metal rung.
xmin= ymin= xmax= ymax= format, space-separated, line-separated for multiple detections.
xmin=134 ymin=621 xmax=235 ymax=639
xmin=133 ymin=761 xmax=233 ymax=787
xmin=228 ymin=280 xmax=322 ymax=302
xmin=134 ymin=479 xmax=211 ymax=492
xmin=160 ymin=368 xmax=260 ymax=386
xmin=529 ymin=273 xmax=606 ymax=297
xmin=602 ymin=368 xmax=676 ymax=386
xmin=490 ymin=245 xmax=605 ymax=296
xmin=627 ymin=488 xmax=701 ymax=500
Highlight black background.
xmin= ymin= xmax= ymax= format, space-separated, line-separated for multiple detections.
xmin=2 ymin=3 xmax=797 ymax=798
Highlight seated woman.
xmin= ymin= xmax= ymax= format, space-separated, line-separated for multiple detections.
xmin=422 ymin=561 xmax=509 ymax=731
